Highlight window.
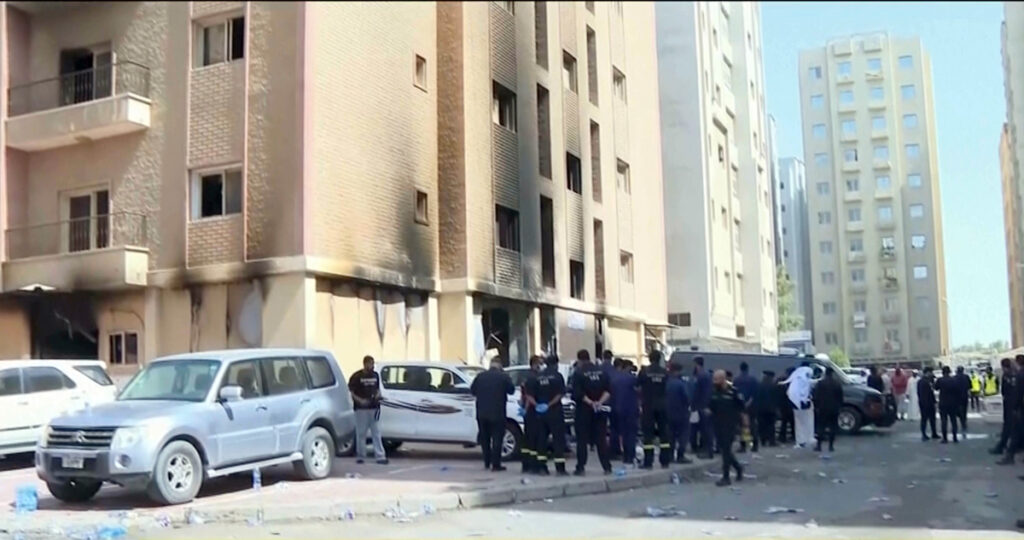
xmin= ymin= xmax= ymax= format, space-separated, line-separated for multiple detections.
xmin=905 ymin=144 xmax=920 ymax=158
xmin=415 ymin=190 xmax=429 ymax=225
xmin=809 ymin=66 xmax=822 ymax=79
xmin=613 ymin=68 xmax=627 ymax=102
xmin=260 ymin=358 xmax=308 ymax=395
xmin=0 ymin=368 xmax=21 ymax=396
xmin=882 ymin=236 xmax=896 ymax=250
xmin=847 ymin=207 xmax=861 ymax=223
xmin=911 ymin=234 xmax=926 ymax=249
xmin=497 ymin=1 xmax=514 ymax=13
xmin=909 ymin=204 xmax=924 ymax=218
xmin=877 ymin=205 xmax=893 ymax=222
xmin=846 ymin=178 xmax=860 ymax=192
xmin=823 ymin=302 xmax=837 ymax=315
xmin=811 ymin=123 xmax=828 ymax=139
xmin=870 ymin=86 xmax=883 ymax=100
xmin=594 ymin=220 xmax=605 ymax=299
xmin=841 ymin=119 xmax=856 ymax=135
xmin=886 ymin=329 xmax=900 ymax=343
xmin=75 ymin=365 xmax=114 ymax=387
xmin=495 ymin=205 xmax=520 ymax=251
xmin=669 ymin=313 xmax=692 ymax=327
xmin=616 ymin=159 xmax=631 ymax=193
xmin=900 ymin=84 xmax=916 ymax=100
xmin=108 ymin=331 xmax=139 ymax=365
xmin=913 ymin=265 xmax=928 ymax=279
xmin=724 ymin=271 xmax=732 ymax=293
xmin=538 ymin=85 xmax=552 ymax=178
xmin=849 ymin=238 xmax=864 ymax=253
xmin=908 ymin=173 xmax=922 ymax=188
xmin=192 ymin=168 xmax=242 ymax=220
xmin=620 ymin=251 xmax=634 ymax=284
xmin=24 ymin=367 xmax=75 ymax=393
xmin=898 ymin=55 xmax=913 ymax=69
xmin=839 ymin=90 xmax=854 ymax=104
xmin=305 ymin=357 xmax=336 ymax=388
xmin=492 ymin=82 xmax=517 ymax=131
xmin=873 ymin=145 xmax=889 ymax=160
xmin=854 ymin=299 xmax=867 ymax=313
xmin=414 ymin=55 xmax=427 ymax=90
xmin=866 ymin=57 xmax=882 ymax=71
xmin=872 ymin=116 xmax=886 ymax=130
xmin=194 ymin=16 xmax=245 ymax=68
xmin=717 ymin=144 xmax=725 ymax=163
xmin=883 ymin=296 xmax=898 ymax=312
xmin=815 ymin=153 xmax=828 ymax=166
xmin=811 ymin=94 xmax=824 ymax=109
xmin=562 ymin=51 xmax=578 ymax=93
xmin=818 ymin=211 xmax=832 ymax=225
xmin=223 ymin=361 xmax=264 ymax=399
xmin=903 ymin=114 xmax=918 ymax=128
xmin=825 ymin=332 xmax=838 ymax=346
xmin=566 ymin=153 xmax=582 ymax=193
xmin=851 ymin=268 xmax=865 ymax=283
xmin=535 ymin=1 xmax=548 ymax=68
xmin=816 ymin=182 xmax=830 ymax=195
xmin=540 ymin=196 xmax=555 ymax=287
xmin=854 ymin=328 xmax=868 ymax=343
xmin=587 ymin=28 xmax=599 ymax=104
xmin=876 ymin=175 xmax=891 ymax=190
xmin=570 ymin=260 xmax=584 ymax=299
xmin=844 ymin=148 xmax=858 ymax=163
xmin=917 ymin=327 xmax=932 ymax=340
xmin=838 ymin=61 xmax=851 ymax=76
xmin=821 ymin=271 xmax=835 ymax=285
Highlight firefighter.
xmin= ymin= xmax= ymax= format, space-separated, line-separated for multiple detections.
xmin=519 ymin=355 xmax=544 ymax=474
xmin=637 ymin=350 xmax=671 ymax=469
xmin=530 ymin=355 xmax=569 ymax=476
xmin=572 ymin=349 xmax=613 ymax=475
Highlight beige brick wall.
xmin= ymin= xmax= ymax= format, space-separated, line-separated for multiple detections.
xmin=192 ymin=1 xmax=244 ymax=19
xmin=304 ymin=1 xmax=437 ymax=280
xmin=187 ymin=215 xmax=244 ymax=267
xmin=188 ymin=61 xmax=245 ymax=168
xmin=437 ymin=2 xmax=468 ymax=280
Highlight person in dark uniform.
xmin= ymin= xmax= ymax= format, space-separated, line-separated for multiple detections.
xmin=997 ymin=356 xmax=1024 ymax=465
xmin=733 ymin=362 xmax=759 ymax=453
xmin=777 ymin=367 xmax=796 ymax=444
xmin=709 ymin=370 xmax=744 ymax=486
xmin=812 ymin=369 xmax=844 ymax=452
xmin=918 ymin=367 xmax=939 ymax=441
xmin=754 ymin=370 xmax=777 ymax=448
xmin=935 ymin=366 xmax=960 ymax=444
xmin=637 ymin=350 xmax=671 ymax=469
xmin=519 ymin=355 xmax=543 ymax=474
xmin=470 ymin=356 xmax=515 ymax=471
xmin=866 ymin=366 xmax=885 ymax=393
xmin=991 ymin=358 xmax=1018 ymax=457
xmin=572 ymin=349 xmax=612 ymax=475
xmin=529 ymin=355 xmax=569 ymax=476
xmin=954 ymin=366 xmax=971 ymax=433
xmin=600 ymin=350 xmax=619 ymax=459
xmin=692 ymin=357 xmax=714 ymax=459
xmin=611 ymin=359 xmax=639 ymax=466
xmin=666 ymin=361 xmax=692 ymax=464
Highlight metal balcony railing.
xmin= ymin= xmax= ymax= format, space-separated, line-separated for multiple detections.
xmin=6 ymin=212 xmax=147 ymax=260
xmin=8 ymin=61 xmax=150 ymax=117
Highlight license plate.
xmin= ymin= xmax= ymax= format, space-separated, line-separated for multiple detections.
xmin=61 ymin=456 xmax=84 ymax=469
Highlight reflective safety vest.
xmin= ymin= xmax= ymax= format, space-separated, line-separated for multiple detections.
xmin=970 ymin=374 xmax=981 ymax=393
xmin=984 ymin=374 xmax=998 ymax=396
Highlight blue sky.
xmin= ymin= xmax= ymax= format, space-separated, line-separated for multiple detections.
xmin=761 ymin=1 xmax=1009 ymax=347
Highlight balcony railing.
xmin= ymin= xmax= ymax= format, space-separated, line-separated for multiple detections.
xmin=8 ymin=61 xmax=150 ymax=117
xmin=6 ymin=212 xmax=147 ymax=260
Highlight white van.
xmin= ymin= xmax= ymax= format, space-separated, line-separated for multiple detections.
xmin=0 ymin=360 xmax=117 ymax=456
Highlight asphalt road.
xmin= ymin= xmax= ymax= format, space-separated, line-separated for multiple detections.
xmin=136 ymin=415 xmax=1024 ymax=539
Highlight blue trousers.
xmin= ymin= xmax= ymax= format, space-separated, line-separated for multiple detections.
xmin=616 ymin=412 xmax=638 ymax=464
xmin=670 ymin=418 xmax=690 ymax=459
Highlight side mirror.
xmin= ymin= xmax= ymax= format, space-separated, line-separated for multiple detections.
xmin=219 ymin=385 xmax=243 ymax=402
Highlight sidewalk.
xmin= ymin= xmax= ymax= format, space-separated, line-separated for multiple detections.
xmin=0 ymin=445 xmax=716 ymax=535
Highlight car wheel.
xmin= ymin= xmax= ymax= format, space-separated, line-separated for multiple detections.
xmin=383 ymin=440 xmax=403 ymax=454
xmin=46 ymin=479 xmax=102 ymax=503
xmin=295 ymin=427 xmax=335 ymax=480
xmin=837 ymin=407 xmax=863 ymax=434
xmin=147 ymin=440 xmax=203 ymax=505
xmin=501 ymin=421 xmax=522 ymax=460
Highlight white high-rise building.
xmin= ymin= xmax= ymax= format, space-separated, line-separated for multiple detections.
xmin=777 ymin=157 xmax=813 ymax=330
xmin=657 ymin=1 xmax=778 ymax=352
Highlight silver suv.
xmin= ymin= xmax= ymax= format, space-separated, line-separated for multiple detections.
xmin=35 ymin=349 xmax=355 ymax=505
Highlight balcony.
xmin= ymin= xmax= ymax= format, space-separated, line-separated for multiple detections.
xmin=865 ymin=69 xmax=884 ymax=81
xmin=880 ymin=247 xmax=897 ymax=260
xmin=882 ymin=276 xmax=899 ymax=291
xmin=873 ymin=159 xmax=891 ymax=170
xmin=7 ymin=61 xmax=151 ymax=152
xmin=840 ymin=131 xmax=857 ymax=143
xmin=849 ymin=281 xmax=868 ymax=293
xmin=875 ymin=187 xmax=894 ymax=199
xmin=852 ymin=313 xmax=868 ymax=328
xmin=844 ymin=190 xmax=863 ymax=202
xmin=3 ymin=212 xmax=149 ymax=292
xmin=871 ymin=129 xmax=888 ymax=140
xmin=868 ymin=99 xmax=886 ymax=111
xmin=846 ymin=221 xmax=864 ymax=233
xmin=877 ymin=218 xmax=896 ymax=230
xmin=842 ymin=161 xmax=860 ymax=173
xmin=881 ymin=311 xmax=901 ymax=324
xmin=847 ymin=251 xmax=866 ymax=263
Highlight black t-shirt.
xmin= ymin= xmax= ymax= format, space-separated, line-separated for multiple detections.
xmin=637 ymin=364 xmax=668 ymax=411
xmin=471 ymin=368 xmax=515 ymax=421
xmin=348 ymin=369 xmax=381 ymax=410
xmin=528 ymin=367 xmax=565 ymax=412
xmin=573 ymin=363 xmax=610 ymax=403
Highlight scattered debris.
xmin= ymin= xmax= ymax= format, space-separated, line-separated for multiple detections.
xmin=542 ymin=498 xmax=554 ymax=504
xmin=723 ymin=515 xmax=738 ymax=521
xmin=344 ymin=472 xmax=363 ymax=479
xmin=791 ymin=469 xmax=801 ymax=474
xmin=774 ymin=454 xmax=790 ymax=459
xmin=337 ymin=507 xmax=356 ymax=521
xmin=184 ymin=508 xmax=206 ymax=526
xmin=936 ymin=458 xmax=952 ymax=463
xmin=805 ymin=520 xmax=819 ymax=529
xmin=831 ymin=478 xmax=847 ymax=484
xmin=882 ymin=513 xmax=893 ymax=521
xmin=705 ymin=471 xmax=720 ymax=478
xmin=439 ymin=466 xmax=450 ymax=472
xmin=817 ymin=472 xmax=828 ymax=478
xmin=384 ymin=506 xmax=418 ymax=523
xmin=642 ymin=505 xmax=687 ymax=518
xmin=521 ymin=477 xmax=532 ymax=485
xmin=820 ymin=455 xmax=832 ymax=460
xmin=14 ymin=485 xmax=37 ymax=515
xmin=671 ymin=473 xmax=681 ymax=484
xmin=751 ymin=454 xmax=764 ymax=460
xmin=96 ymin=525 xmax=127 ymax=540
xmin=422 ymin=503 xmax=436 ymax=515
xmin=985 ymin=492 xmax=999 ymax=498
xmin=154 ymin=514 xmax=172 ymax=528
xmin=764 ymin=506 xmax=804 ymax=514
xmin=507 ymin=510 xmax=523 ymax=518
xmin=906 ymin=484 xmax=916 ymax=489
xmin=745 ymin=474 xmax=758 ymax=480
xmin=867 ymin=496 xmax=890 ymax=503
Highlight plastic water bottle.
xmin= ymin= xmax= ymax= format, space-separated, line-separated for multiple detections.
xmin=15 ymin=485 xmax=37 ymax=514
xmin=251 ymin=468 xmax=264 ymax=526
xmin=252 ymin=468 xmax=262 ymax=491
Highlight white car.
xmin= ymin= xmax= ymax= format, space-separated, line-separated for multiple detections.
xmin=843 ymin=367 xmax=869 ymax=385
xmin=0 ymin=360 xmax=117 ymax=456
xmin=341 ymin=362 xmax=525 ymax=459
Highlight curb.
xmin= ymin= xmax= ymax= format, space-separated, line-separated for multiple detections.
xmin=6 ymin=461 xmax=716 ymax=535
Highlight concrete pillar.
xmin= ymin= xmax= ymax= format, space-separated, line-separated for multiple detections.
xmin=262 ymin=272 xmax=315 ymax=348
xmin=427 ymin=293 xmax=441 ymax=361
xmin=528 ymin=306 xmax=541 ymax=356
xmin=438 ymin=292 xmax=474 ymax=364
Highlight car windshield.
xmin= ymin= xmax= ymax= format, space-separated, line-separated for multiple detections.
xmin=459 ymin=366 xmax=485 ymax=381
xmin=119 ymin=360 xmax=221 ymax=402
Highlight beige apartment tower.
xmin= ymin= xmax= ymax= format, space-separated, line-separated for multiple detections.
xmin=1002 ymin=3 xmax=1024 ymax=347
xmin=657 ymin=1 xmax=778 ymax=352
xmin=0 ymin=1 xmax=668 ymax=376
xmin=798 ymin=33 xmax=949 ymax=366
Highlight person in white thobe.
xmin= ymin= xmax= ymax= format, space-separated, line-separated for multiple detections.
xmin=907 ymin=371 xmax=921 ymax=421
xmin=782 ymin=366 xmax=815 ymax=448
